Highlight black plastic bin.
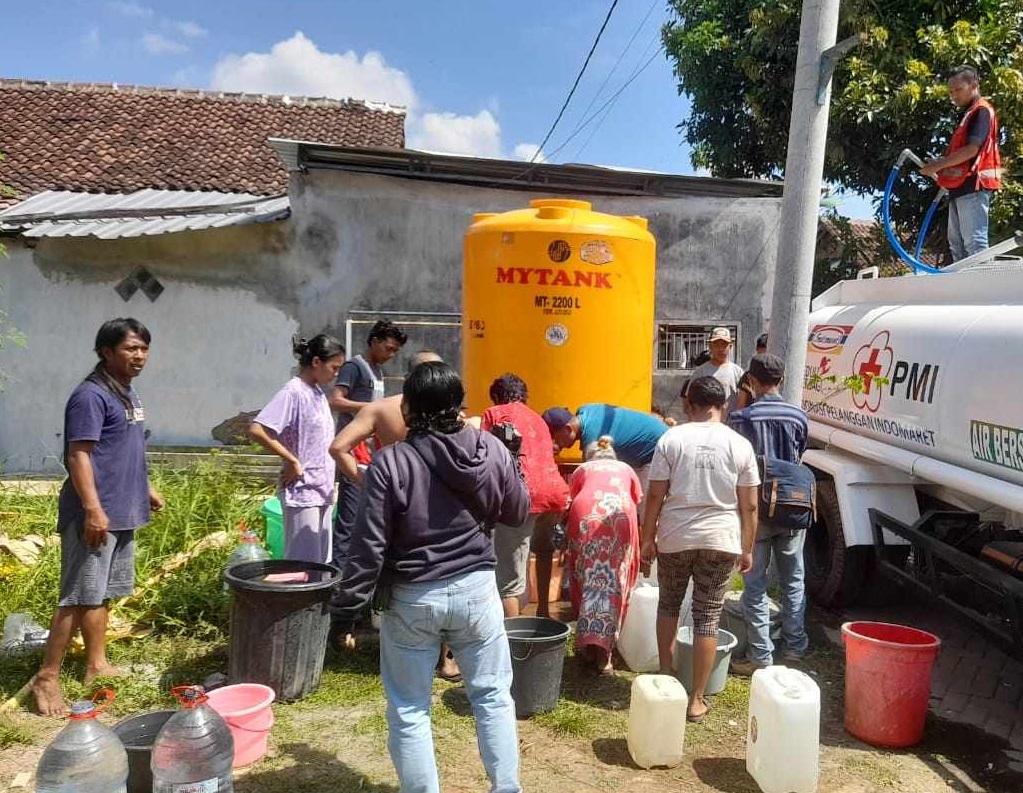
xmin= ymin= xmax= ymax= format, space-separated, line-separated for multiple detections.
xmin=505 ymin=616 xmax=571 ymax=717
xmin=225 ymin=559 xmax=339 ymax=701
xmin=113 ymin=709 xmax=175 ymax=793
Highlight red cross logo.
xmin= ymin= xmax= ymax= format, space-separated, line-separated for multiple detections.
xmin=857 ymin=348 xmax=883 ymax=392
xmin=851 ymin=331 xmax=893 ymax=413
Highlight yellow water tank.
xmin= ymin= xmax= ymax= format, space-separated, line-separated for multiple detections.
xmin=462 ymin=198 xmax=656 ymax=431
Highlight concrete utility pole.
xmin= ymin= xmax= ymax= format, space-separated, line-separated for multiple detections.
xmin=769 ymin=0 xmax=841 ymax=404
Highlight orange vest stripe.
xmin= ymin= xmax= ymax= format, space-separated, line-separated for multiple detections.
xmin=936 ymin=97 xmax=1002 ymax=191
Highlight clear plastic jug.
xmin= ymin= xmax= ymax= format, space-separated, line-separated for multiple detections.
xmin=747 ymin=666 xmax=820 ymax=793
xmin=152 ymin=686 xmax=235 ymax=793
xmin=36 ymin=690 xmax=129 ymax=793
xmin=223 ymin=528 xmax=270 ymax=592
xmin=617 ymin=583 xmax=660 ymax=672
xmin=627 ymin=674 xmax=688 ymax=769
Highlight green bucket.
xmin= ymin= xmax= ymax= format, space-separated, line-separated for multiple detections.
xmin=260 ymin=496 xmax=284 ymax=560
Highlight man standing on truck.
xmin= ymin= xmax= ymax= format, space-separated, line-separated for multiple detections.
xmin=726 ymin=354 xmax=810 ymax=675
xmin=919 ymin=65 xmax=1002 ymax=262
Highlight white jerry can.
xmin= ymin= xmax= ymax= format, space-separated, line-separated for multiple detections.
xmin=627 ymin=674 xmax=688 ymax=769
xmin=747 ymin=666 xmax=820 ymax=793
xmin=617 ymin=583 xmax=660 ymax=672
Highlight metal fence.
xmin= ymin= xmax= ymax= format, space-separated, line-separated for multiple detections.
xmin=656 ymin=323 xmax=741 ymax=370
xmin=345 ymin=311 xmax=461 ymax=395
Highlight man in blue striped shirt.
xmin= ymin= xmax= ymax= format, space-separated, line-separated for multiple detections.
xmin=726 ymin=354 xmax=811 ymax=674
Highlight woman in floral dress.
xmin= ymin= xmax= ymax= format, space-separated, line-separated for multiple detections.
xmin=566 ymin=436 xmax=644 ymax=674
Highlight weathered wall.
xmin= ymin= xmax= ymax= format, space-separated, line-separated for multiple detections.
xmin=0 ymin=234 xmax=298 ymax=473
xmin=286 ymin=171 xmax=781 ymax=419
xmin=0 ymin=170 xmax=780 ymax=473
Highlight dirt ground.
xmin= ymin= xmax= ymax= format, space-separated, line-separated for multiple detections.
xmin=2 ymin=604 xmax=1020 ymax=792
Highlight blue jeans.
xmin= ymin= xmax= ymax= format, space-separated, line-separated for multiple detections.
xmin=948 ymin=190 xmax=991 ymax=261
xmin=380 ymin=569 xmax=521 ymax=793
xmin=741 ymin=528 xmax=809 ymax=666
xmin=332 ymin=477 xmax=361 ymax=572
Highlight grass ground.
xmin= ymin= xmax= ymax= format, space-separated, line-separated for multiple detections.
xmin=1 ymin=467 xmax=1020 ymax=791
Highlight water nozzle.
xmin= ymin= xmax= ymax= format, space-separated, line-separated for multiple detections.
xmin=896 ymin=148 xmax=924 ymax=169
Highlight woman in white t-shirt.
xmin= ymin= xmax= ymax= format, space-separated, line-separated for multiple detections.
xmin=640 ymin=376 xmax=760 ymax=722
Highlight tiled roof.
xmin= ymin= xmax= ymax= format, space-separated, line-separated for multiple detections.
xmin=818 ymin=217 xmax=940 ymax=269
xmin=0 ymin=78 xmax=406 ymax=202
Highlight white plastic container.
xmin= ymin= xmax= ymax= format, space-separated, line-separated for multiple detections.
xmin=617 ymin=583 xmax=660 ymax=672
xmin=627 ymin=674 xmax=688 ymax=769
xmin=747 ymin=666 xmax=820 ymax=793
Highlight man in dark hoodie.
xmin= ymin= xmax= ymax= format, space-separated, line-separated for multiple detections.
xmin=332 ymin=362 xmax=529 ymax=793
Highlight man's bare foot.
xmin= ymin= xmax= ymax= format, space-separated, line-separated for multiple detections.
xmin=437 ymin=650 xmax=461 ymax=682
xmin=84 ymin=662 xmax=127 ymax=684
xmin=30 ymin=673 xmax=66 ymax=717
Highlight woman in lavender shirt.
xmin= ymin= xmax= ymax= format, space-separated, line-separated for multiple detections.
xmin=249 ymin=334 xmax=346 ymax=564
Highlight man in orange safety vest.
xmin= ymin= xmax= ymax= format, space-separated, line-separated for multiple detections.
xmin=920 ymin=65 xmax=1002 ymax=262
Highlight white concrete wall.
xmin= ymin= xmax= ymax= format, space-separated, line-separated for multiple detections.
xmin=0 ymin=240 xmax=296 ymax=473
xmin=0 ymin=171 xmax=781 ymax=472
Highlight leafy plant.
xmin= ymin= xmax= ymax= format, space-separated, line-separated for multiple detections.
xmin=663 ymin=1 xmax=1023 ymax=260
xmin=0 ymin=460 xmax=272 ymax=634
xmin=806 ymin=372 xmax=890 ymax=400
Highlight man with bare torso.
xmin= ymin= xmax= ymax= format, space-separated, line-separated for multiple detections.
xmin=328 ymin=351 xmax=462 ymax=679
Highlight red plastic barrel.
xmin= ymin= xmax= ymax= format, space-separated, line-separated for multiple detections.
xmin=841 ymin=621 xmax=941 ymax=747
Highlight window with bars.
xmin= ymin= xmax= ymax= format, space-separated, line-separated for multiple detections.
xmin=656 ymin=322 xmax=741 ymax=370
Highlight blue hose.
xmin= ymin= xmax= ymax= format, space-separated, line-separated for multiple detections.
xmin=914 ymin=194 xmax=942 ymax=262
xmin=881 ymin=155 xmax=945 ymax=274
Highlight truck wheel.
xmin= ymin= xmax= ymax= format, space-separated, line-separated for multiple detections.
xmin=805 ymin=478 xmax=867 ymax=606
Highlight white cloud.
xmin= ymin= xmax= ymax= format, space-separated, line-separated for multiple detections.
xmin=210 ymin=32 xmax=416 ymax=108
xmin=109 ymin=1 xmax=152 ymax=18
xmin=513 ymin=143 xmax=546 ymax=163
xmin=173 ymin=20 xmax=207 ymax=38
xmin=410 ymin=111 xmax=502 ymax=158
xmin=142 ymin=32 xmax=188 ymax=55
xmin=208 ymin=33 xmax=539 ymax=160
xmin=82 ymin=26 xmax=101 ymax=54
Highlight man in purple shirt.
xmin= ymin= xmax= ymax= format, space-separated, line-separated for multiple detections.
xmin=31 ymin=318 xmax=164 ymax=716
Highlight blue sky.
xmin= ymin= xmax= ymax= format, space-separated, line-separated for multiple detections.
xmin=2 ymin=0 xmax=874 ymax=216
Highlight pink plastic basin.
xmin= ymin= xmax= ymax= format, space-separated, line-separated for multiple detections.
xmin=205 ymin=683 xmax=276 ymax=767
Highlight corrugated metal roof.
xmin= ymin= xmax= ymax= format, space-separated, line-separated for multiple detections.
xmin=0 ymin=189 xmax=290 ymax=239
xmin=268 ymin=138 xmax=784 ymax=199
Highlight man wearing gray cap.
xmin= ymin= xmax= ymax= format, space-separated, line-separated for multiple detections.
xmin=690 ymin=327 xmax=745 ymax=413
xmin=726 ymin=354 xmax=810 ymax=674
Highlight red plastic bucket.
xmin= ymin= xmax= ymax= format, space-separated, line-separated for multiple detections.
xmin=841 ymin=621 xmax=941 ymax=747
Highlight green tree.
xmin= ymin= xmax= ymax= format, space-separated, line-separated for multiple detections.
xmin=663 ymin=0 xmax=1023 ymax=252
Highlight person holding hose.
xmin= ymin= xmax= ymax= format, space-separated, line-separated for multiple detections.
xmin=919 ymin=65 xmax=1002 ymax=262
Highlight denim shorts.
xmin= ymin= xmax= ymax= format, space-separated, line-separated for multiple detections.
xmin=58 ymin=517 xmax=136 ymax=607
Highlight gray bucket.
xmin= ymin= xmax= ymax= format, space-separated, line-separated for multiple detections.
xmin=720 ymin=590 xmax=782 ymax=656
xmin=113 ymin=709 xmax=175 ymax=793
xmin=672 ymin=627 xmax=738 ymax=696
xmin=505 ymin=616 xmax=570 ymax=717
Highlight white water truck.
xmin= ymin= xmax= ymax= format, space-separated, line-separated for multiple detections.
xmin=801 ymin=157 xmax=1023 ymax=654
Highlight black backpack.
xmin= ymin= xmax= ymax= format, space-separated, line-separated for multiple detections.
xmin=757 ymin=456 xmax=816 ymax=532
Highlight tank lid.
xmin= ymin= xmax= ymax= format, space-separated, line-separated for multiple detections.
xmin=529 ymin=199 xmax=591 ymax=211
xmin=472 ymin=213 xmax=498 ymax=223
